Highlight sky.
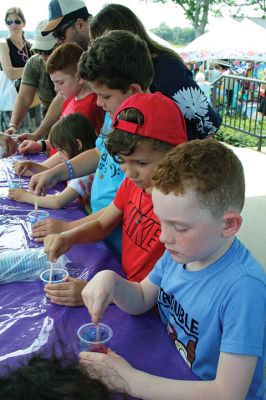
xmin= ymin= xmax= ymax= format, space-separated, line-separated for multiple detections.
xmin=0 ymin=0 xmax=191 ymax=31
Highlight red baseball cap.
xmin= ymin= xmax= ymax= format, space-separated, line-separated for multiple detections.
xmin=112 ymin=92 xmax=187 ymax=145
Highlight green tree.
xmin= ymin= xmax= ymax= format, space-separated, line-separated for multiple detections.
xmin=147 ymin=0 xmax=217 ymax=37
xmin=172 ymin=26 xmax=182 ymax=43
xmin=151 ymin=24 xmax=195 ymax=45
xmin=146 ymin=0 xmax=266 ymax=37
xmin=152 ymin=22 xmax=174 ymax=41
xmin=234 ymin=0 xmax=266 ymax=15
xmin=179 ymin=27 xmax=195 ymax=44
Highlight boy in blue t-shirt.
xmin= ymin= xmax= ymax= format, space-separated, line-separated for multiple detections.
xmin=81 ymin=140 xmax=265 ymax=400
xmin=28 ymin=30 xmax=155 ymax=258
xmin=26 ymin=30 xmax=154 ymax=306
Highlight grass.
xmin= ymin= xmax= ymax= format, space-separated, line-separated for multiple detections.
xmin=214 ymin=112 xmax=266 ymax=150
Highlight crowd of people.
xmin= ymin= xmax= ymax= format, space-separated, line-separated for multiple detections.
xmin=0 ymin=1 xmax=265 ymax=399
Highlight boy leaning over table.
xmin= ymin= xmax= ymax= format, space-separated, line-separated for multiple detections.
xmin=42 ymin=92 xmax=187 ymax=300
xmin=80 ymin=140 xmax=266 ymax=400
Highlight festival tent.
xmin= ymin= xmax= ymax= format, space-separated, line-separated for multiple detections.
xmin=179 ymin=18 xmax=266 ymax=62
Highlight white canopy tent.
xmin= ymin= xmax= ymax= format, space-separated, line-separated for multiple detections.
xmin=179 ymin=18 xmax=266 ymax=62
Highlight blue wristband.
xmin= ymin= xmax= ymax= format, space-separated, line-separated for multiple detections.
xmin=64 ymin=160 xmax=75 ymax=180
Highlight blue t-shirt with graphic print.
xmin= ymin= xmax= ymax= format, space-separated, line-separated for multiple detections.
xmin=149 ymin=238 xmax=265 ymax=399
xmin=91 ymin=113 xmax=124 ymax=257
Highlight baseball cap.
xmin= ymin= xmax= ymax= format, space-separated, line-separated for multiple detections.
xmin=31 ymin=20 xmax=56 ymax=51
xmin=112 ymin=92 xmax=187 ymax=146
xmin=41 ymin=0 xmax=91 ymax=35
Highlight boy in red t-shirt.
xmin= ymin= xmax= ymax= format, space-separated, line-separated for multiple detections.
xmin=43 ymin=92 xmax=187 ymax=283
xmin=16 ymin=43 xmax=104 ymax=173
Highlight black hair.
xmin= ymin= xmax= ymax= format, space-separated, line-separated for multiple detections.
xmin=0 ymin=356 xmax=116 ymax=400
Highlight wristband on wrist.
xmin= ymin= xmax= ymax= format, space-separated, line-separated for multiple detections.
xmin=64 ymin=160 xmax=75 ymax=180
xmin=39 ymin=139 xmax=47 ymax=152
xmin=8 ymin=123 xmax=17 ymax=130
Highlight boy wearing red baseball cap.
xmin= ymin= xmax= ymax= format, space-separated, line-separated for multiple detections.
xmin=44 ymin=92 xmax=187 ymax=283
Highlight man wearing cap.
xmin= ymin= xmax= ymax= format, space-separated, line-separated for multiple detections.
xmin=16 ymin=0 xmax=91 ymax=146
xmin=41 ymin=0 xmax=91 ymax=50
xmin=6 ymin=20 xmax=56 ymax=137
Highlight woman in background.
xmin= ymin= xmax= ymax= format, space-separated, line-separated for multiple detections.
xmin=0 ymin=7 xmax=32 ymax=131
xmin=0 ymin=7 xmax=32 ymax=85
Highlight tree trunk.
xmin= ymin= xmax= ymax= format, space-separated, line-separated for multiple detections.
xmin=194 ymin=0 xmax=210 ymax=37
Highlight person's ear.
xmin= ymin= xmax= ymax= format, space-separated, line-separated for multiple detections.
xmin=76 ymin=139 xmax=83 ymax=151
xmin=221 ymin=212 xmax=242 ymax=238
xmin=75 ymin=72 xmax=84 ymax=84
xmin=128 ymin=83 xmax=142 ymax=94
xmin=75 ymin=18 xmax=85 ymax=31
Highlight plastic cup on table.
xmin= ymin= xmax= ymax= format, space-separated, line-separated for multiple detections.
xmin=77 ymin=322 xmax=113 ymax=353
xmin=27 ymin=210 xmax=49 ymax=225
xmin=8 ymin=178 xmax=23 ymax=189
xmin=40 ymin=267 xmax=69 ymax=286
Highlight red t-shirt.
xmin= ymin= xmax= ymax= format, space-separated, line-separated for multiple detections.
xmin=114 ymin=178 xmax=165 ymax=282
xmin=50 ymin=92 xmax=105 ymax=156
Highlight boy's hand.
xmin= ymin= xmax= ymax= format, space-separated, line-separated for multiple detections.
xmin=31 ymin=218 xmax=70 ymax=242
xmin=44 ymin=233 xmax=71 ymax=261
xmin=5 ymin=126 xmax=17 ymax=135
xmin=80 ymin=349 xmax=132 ymax=393
xmin=16 ymin=132 xmax=37 ymax=143
xmin=8 ymin=188 xmax=29 ymax=202
xmin=44 ymin=277 xmax=87 ymax=306
xmin=82 ymin=270 xmax=117 ymax=323
xmin=0 ymin=133 xmax=17 ymax=157
xmin=18 ymin=139 xmax=41 ymax=154
xmin=29 ymin=170 xmax=58 ymax=196
xmin=14 ymin=160 xmax=34 ymax=176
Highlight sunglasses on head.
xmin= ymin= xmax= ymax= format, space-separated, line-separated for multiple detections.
xmin=52 ymin=20 xmax=76 ymax=40
xmin=6 ymin=19 xmax=22 ymax=25
xmin=35 ymin=49 xmax=53 ymax=56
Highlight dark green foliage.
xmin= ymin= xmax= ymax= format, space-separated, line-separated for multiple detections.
xmin=215 ymin=127 xmax=266 ymax=148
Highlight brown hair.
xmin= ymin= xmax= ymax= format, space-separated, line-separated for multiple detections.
xmin=89 ymin=3 xmax=184 ymax=63
xmin=78 ymin=30 xmax=153 ymax=92
xmin=5 ymin=7 xmax=25 ymax=23
xmin=106 ymin=108 xmax=173 ymax=162
xmin=152 ymin=139 xmax=245 ymax=217
xmin=49 ymin=113 xmax=96 ymax=159
xmin=46 ymin=43 xmax=83 ymax=75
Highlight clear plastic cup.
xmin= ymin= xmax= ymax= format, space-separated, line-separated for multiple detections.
xmin=8 ymin=178 xmax=23 ymax=189
xmin=40 ymin=268 xmax=69 ymax=285
xmin=28 ymin=210 xmax=49 ymax=225
xmin=77 ymin=322 xmax=113 ymax=353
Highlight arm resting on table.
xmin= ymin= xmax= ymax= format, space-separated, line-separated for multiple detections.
xmin=29 ymin=147 xmax=100 ymax=195
xmin=127 ymin=353 xmax=257 ymax=400
xmin=44 ymin=202 xmax=122 ymax=260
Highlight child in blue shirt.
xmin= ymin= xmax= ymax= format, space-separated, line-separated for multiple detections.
xmin=81 ymin=139 xmax=265 ymax=400
xmin=27 ymin=30 xmax=154 ymax=258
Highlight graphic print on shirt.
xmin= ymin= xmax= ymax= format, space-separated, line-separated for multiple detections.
xmin=97 ymin=146 xmax=122 ymax=180
xmin=168 ymin=323 xmax=196 ymax=367
xmin=173 ymin=87 xmax=217 ymax=135
xmin=158 ymin=287 xmax=199 ymax=368
xmin=123 ymin=197 xmax=161 ymax=253
xmin=77 ymin=175 xmax=94 ymax=215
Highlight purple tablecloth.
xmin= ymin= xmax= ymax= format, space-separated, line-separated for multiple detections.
xmin=0 ymin=154 xmax=198 ymax=384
